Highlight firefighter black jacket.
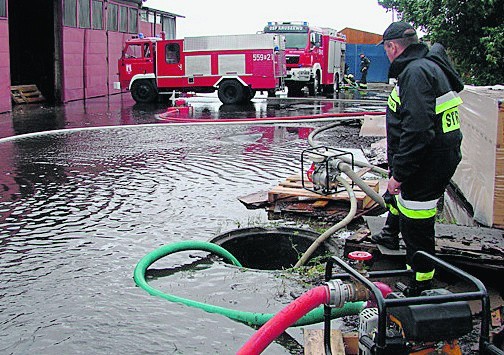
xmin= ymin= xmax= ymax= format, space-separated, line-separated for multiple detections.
xmin=386 ymin=43 xmax=464 ymax=200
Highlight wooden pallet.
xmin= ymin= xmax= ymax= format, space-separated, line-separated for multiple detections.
xmin=268 ymin=174 xmax=381 ymax=210
xmin=304 ymin=330 xmax=359 ymax=355
xmin=11 ymin=85 xmax=45 ymax=104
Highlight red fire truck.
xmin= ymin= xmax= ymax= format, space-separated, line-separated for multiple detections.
xmin=115 ymin=33 xmax=286 ymax=104
xmin=263 ymin=21 xmax=346 ymax=97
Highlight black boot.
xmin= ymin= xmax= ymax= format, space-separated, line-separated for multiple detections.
xmin=402 ymin=279 xmax=432 ymax=297
xmin=371 ymin=213 xmax=400 ymax=250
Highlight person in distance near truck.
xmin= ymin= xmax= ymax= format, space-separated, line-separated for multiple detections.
xmin=372 ymin=21 xmax=464 ymax=296
xmin=359 ymin=53 xmax=371 ymax=89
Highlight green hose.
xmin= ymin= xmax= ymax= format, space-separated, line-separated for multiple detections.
xmin=133 ymin=240 xmax=364 ymax=326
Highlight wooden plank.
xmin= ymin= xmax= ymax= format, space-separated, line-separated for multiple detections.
xmin=268 ymin=175 xmax=380 ymax=210
xmin=237 ymin=190 xmax=269 ymax=209
xmin=11 ymin=84 xmax=38 ymax=91
xmin=268 ymin=186 xmax=368 ymax=209
xmin=304 ymin=329 xmax=346 ymax=355
xmin=342 ymin=332 xmax=359 ymax=355
xmin=313 ymin=200 xmax=330 ymax=209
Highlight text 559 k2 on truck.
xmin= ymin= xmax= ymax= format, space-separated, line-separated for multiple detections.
xmin=115 ymin=32 xmax=286 ymax=105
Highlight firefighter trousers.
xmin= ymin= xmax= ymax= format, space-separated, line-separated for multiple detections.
xmin=399 ymin=209 xmax=436 ymax=280
xmin=385 ymin=191 xmax=437 ymax=281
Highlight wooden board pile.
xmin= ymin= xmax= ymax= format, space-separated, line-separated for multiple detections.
xmin=266 ymin=172 xmax=382 ymax=219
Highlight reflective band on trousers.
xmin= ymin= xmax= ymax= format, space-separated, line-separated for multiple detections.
xmin=407 ymin=264 xmax=435 ymax=281
xmin=435 ymin=91 xmax=463 ymax=115
xmin=386 ymin=202 xmax=400 ymax=216
xmin=396 ymin=194 xmax=438 ymax=219
xmin=387 ymin=86 xmax=401 ymax=112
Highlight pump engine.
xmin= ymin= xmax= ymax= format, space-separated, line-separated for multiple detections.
xmin=302 ymin=146 xmax=355 ymax=195
xmin=358 ymin=289 xmax=473 ymax=355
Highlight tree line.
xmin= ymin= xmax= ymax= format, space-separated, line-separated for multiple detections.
xmin=378 ymin=0 xmax=503 ymax=85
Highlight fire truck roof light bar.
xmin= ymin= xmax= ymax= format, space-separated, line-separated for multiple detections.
xmin=268 ymin=21 xmax=309 ymax=26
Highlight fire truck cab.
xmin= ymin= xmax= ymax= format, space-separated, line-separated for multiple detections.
xmin=264 ymin=21 xmax=346 ymax=97
xmin=116 ymin=33 xmax=286 ymax=105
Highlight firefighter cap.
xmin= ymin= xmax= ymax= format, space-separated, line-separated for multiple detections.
xmin=379 ymin=22 xmax=416 ymax=44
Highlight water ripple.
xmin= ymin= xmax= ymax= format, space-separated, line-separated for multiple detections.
xmin=0 ymin=124 xmax=320 ymax=354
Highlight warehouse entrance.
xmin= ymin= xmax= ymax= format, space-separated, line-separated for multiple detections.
xmin=8 ymin=0 xmax=56 ymax=102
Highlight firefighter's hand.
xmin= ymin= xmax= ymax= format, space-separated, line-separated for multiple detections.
xmin=387 ymin=176 xmax=402 ymax=195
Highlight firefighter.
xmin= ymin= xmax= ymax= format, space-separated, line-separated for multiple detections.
xmin=377 ymin=22 xmax=464 ymax=296
xmin=359 ymin=53 xmax=370 ymax=89
xmin=343 ymin=73 xmax=358 ymax=88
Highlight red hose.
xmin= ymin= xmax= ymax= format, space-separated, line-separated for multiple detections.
xmin=237 ymin=285 xmax=329 ymax=355
xmin=158 ymin=111 xmax=385 ymax=123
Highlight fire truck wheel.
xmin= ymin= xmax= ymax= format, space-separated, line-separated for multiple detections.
xmin=131 ymin=80 xmax=158 ymax=103
xmin=287 ymin=84 xmax=302 ymax=97
xmin=309 ymin=73 xmax=320 ymax=96
xmin=218 ymin=80 xmax=245 ymax=105
xmin=324 ymin=74 xmax=340 ymax=95
xmin=247 ymin=88 xmax=257 ymax=101
xmin=334 ymin=75 xmax=340 ymax=93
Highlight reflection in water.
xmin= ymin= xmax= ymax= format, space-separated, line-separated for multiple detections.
xmin=0 ymin=92 xmax=386 ymax=140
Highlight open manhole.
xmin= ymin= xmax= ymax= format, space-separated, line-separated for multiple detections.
xmin=210 ymin=226 xmax=339 ymax=270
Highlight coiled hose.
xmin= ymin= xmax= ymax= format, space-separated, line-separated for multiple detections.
xmin=133 ymin=240 xmax=365 ymax=326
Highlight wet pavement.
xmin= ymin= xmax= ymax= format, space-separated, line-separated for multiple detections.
xmin=0 ymin=91 xmax=388 ymax=354
xmin=0 ymin=90 xmax=388 ymax=139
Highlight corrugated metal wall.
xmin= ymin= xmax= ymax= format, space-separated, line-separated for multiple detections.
xmin=0 ymin=18 xmax=11 ymax=113
xmin=107 ymin=31 xmax=131 ymax=96
xmin=346 ymin=43 xmax=390 ymax=83
xmin=61 ymin=2 xmax=179 ymax=102
xmin=0 ymin=0 xmax=180 ymax=112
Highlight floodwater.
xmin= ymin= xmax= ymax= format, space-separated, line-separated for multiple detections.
xmin=0 ymin=92 xmax=387 ymax=354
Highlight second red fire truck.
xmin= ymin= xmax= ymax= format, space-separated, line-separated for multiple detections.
xmin=116 ymin=33 xmax=286 ymax=105
xmin=263 ymin=21 xmax=346 ymax=97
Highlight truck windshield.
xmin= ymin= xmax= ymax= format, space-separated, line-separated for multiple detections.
xmin=282 ymin=33 xmax=309 ymax=49
xmin=124 ymin=43 xmax=144 ymax=59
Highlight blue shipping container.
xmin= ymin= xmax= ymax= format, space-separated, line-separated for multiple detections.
xmin=346 ymin=44 xmax=390 ymax=83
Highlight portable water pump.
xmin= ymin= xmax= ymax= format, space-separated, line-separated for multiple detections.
xmin=300 ymin=145 xmax=385 ymax=210
xmin=302 ymin=146 xmax=356 ymax=195
xmin=323 ymin=251 xmax=503 ymax=355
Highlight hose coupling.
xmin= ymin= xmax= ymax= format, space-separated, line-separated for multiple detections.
xmin=332 ymin=158 xmax=344 ymax=169
xmin=325 ymin=279 xmax=370 ymax=308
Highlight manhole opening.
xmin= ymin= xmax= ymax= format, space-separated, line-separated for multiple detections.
xmin=210 ymin=227 xmax=339 ymax=270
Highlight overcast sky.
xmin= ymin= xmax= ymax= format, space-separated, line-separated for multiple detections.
xmin=142 ymin=0 xmax=396 ymax=38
